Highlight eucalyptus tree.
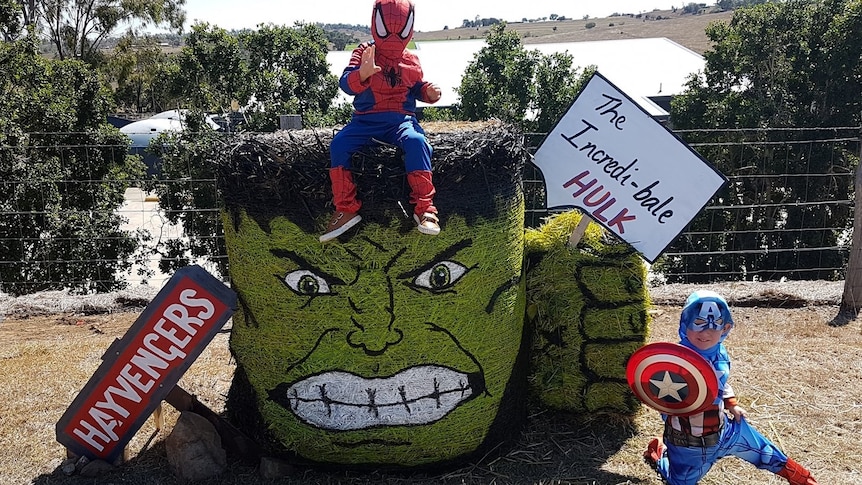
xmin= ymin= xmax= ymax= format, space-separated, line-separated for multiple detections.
xmin=0 ymin=0 xmax=24 ymax=40
xmin=105 ymin=35 xmax=172 ymax=113
xmin=15 ymin=0 xmax=185 ymax=63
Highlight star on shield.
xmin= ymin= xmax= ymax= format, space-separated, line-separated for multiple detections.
xmin=649 ymin=371 xmax=689 ymax=402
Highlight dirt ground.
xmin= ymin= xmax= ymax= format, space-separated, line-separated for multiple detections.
xmin=1 ymin=281 xmax=861 ymax=485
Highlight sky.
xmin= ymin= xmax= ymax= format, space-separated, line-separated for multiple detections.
xmin=178 ymin=1 xmax=682 ymax=33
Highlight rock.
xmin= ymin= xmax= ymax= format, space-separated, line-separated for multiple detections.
xmin=60 ymin=457 xmax=77 ymax=476
xmin=79 ymin=459 xmax=115 ymax=478
xmin=259 ymin=456 xmax=294 ymax=479
xmin=74 ymin=454 xmax=90 ymax=472
xmin=165 ymin=411 xmax=227 ymax=482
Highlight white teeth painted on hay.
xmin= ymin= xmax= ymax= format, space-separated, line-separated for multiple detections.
xmin=284 ymin=365 xmax=473 ymax=430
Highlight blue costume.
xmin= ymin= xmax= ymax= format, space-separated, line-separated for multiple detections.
xmin=321 ymin=0 xmax=441 ymax=242
xmin=644 ymin=290 xmax=818 ymax=485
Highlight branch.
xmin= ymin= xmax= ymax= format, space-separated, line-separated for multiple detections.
xmin=75 ymin=0 xmax=97 ymax=60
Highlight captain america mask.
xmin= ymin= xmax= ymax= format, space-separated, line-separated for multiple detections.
xmin=690 ymin=300 xmax=725 ymax=331
xmin=678 ymin=290 xmax=735 ymax=350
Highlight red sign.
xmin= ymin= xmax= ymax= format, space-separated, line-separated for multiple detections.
xmin=55 ymin=265 xmax=236 ymax=461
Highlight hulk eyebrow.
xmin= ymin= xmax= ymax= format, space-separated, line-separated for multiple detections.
xmin=395 ymin=239 xmax=473 ymax=280
xmin=356 ymin=235 xmax=402 ymax=271
xmin=270 ymin=249 xmax=346 ymax=285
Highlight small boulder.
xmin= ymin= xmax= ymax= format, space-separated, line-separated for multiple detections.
xmin=165 ymin=411 xmax=227 ymax=482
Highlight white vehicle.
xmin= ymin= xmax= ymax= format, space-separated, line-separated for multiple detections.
xmin=120 ymin=111 xmax=221 ymax=176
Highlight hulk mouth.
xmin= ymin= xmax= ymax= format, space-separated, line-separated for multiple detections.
xmin=268 ymin=365 xmax=485 ymax=431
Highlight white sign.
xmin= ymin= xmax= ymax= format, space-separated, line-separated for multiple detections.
xmin=532 ymin=72 xmax=727 ymax=262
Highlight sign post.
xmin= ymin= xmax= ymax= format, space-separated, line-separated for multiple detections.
xmin=56 ymin=265 xmax=236 ymax=462
xmin=532 ymin=71 xmax=727 ymax=262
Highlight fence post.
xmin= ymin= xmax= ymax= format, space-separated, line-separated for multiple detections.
xmin=841 ymin=127 xmax=862 ymax=314
xmin=278 ymin=114 xmax=302 ymax=131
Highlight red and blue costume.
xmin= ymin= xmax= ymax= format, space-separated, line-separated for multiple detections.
xmin=645 ymin=290 xmax=818 ymax=485
xmin=326 ymin=0 xmax=440 ymax=241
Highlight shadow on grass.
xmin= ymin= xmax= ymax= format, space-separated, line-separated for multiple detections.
xmin=34 ymin=408 xmax=641 ymax=485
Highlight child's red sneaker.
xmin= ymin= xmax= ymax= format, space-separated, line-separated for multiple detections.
xmin=320 ymin=211 xmax=361 ymax=242
xmin=643 ymin=438 xmax=664 ymax=469
xmin=414 ymin=212 xmax=440 ymax=235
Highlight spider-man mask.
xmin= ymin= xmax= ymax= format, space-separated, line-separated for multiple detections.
xmin=372 ymin=0 xmax=414 ymax=58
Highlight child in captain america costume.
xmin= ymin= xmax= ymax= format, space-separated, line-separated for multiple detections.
xmin=643 ymin=290 xmax=819 ymax=485
xmin=321 ymin=0 xmax=443 ymax=243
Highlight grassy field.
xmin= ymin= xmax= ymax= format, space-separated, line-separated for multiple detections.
xmin=413 ymin=9 xmax=734 ymax=54
xmin=1 ymin=293 xmax=859 ymax=484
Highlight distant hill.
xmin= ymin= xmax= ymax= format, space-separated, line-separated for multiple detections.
xmin=412 ymin=9 xmax=734 ymax=55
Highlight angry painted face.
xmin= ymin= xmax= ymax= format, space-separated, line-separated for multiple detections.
xmin=223 ymin=197 xmax=526 ymax=466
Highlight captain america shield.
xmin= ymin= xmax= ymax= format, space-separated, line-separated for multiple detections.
xmin=626 ymin=342 xmax=719 ymax=416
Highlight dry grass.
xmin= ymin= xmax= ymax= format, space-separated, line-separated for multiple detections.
xmin=413 ymin=10 xmax=735 ymax=55
xmin=2 ymin=285 xmax=861 ymax=485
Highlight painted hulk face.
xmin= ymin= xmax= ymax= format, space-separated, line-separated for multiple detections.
xmin=224 ymin=201 xmax=525 ymax=466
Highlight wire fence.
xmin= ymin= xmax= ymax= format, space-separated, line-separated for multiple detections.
xmin=0 ymin=127 xmax=857 ymax=294
xmin=525 ymin=127 xmax=858 ymax=282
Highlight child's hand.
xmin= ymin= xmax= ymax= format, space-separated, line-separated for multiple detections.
xmin=727 ymin=404 xmax=747 ymax=422
xmin=425 ymin=83 xmax=442 ymax=103
xmin=359 ymin=44 xmax=381 ymax=82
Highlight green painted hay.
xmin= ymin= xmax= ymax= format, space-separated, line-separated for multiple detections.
xmin=525 ymin=211 xmax=650 ymax=414
xmin=214 ymin=121 xmax=531 ymax=468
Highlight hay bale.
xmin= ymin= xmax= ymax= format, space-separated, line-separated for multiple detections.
xmin=217 ymin=121 xmax=524 ymax=231
xmin=215 ymin=121 xmax=531 ymax=468
xmin=525 ymin=211 xmax=651 ymax=414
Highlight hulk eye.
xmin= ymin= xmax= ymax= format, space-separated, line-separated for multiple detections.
xmin=282 ymin=270 xmax=332 ymax=296
xmin=413 ymin=261 xmax=468 ymax=292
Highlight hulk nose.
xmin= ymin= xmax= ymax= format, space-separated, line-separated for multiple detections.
xmin=345 ymin=277 xmax=403 ymax=355
xmin=347 ymin=318 xmax=404 ymax=356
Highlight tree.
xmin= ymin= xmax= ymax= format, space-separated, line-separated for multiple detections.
xmin=151 ymin=22 xmax=344 ymax=277
xmin=166 ymin=22 xmax=246 ymax=114
xmin=326 ymin=29 xmax=356 ymax=50
xmin=682 ymin=3 xmax=702 ymax=14
xmin=458 ymin=24 xmax=540 ymax=125
xmin=662 ymin=0 xmax=862 ymax=285
xmin=533 ymin=54 xmax=594 ymax=133
xmin=104 ymin=35 xmax=172 ymax=113
xmin=239 ymin=23 xmax=339 ymax=130
xmin=0 ymin=0 xmax=23 ymax=40
xmin=21 ymin=0 xmax=185 ymax=64
xmin=0 ymin=36 xmax=146 ymax=295
xmin=162 ymin=22 xmax=341 ymax=130
xmin=457 ymin=23 xmax=591 ymax=132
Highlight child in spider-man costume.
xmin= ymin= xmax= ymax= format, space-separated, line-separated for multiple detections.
xmin=321 ymin=0 xmax=442 ymax=242
xmin=643 ymin=290 xmax=819 ymax=485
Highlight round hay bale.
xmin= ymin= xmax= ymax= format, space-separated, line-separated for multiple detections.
xmin=215 ymin=121 xmax=531 ymax=468
xmin=525 ymin=210 xmax=651 ymax=414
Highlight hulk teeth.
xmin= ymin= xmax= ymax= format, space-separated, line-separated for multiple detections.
xmin=282 ymin=365 xmax=473 ymax=430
